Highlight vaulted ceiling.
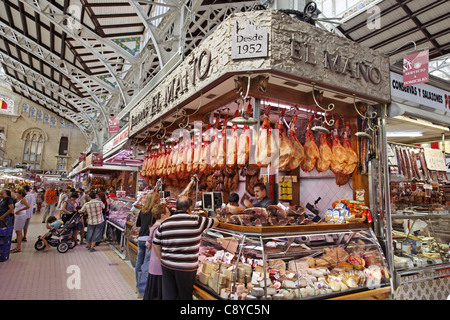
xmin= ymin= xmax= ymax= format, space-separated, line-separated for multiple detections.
xmin=0 ymin=0 xmax=259 ymax=148
xmin=1 ymin=0 xmax=449 ymax=150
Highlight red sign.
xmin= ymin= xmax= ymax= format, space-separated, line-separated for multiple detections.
xmin=79 ymin=153 xmax=86 ymax=162
xmin=403 ymin=49 xmax=429 ymax=87
xmin=92 ymin=153 xmax=103 ymax=167
xmin=109 ymin=117 xmax=120 ymax=134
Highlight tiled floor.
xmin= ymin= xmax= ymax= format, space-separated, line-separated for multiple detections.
xmin=0 ymin=211 xmax=139 ymax=300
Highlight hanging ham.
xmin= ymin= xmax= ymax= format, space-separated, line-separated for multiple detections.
xmin=141 ymin=148 xmax=150 ymax=179
xmin=330 ymin=119 xmax=348 ymax=175
xmin=316 ymin=132 xmax=332 ymax=173
xmin=301 ymin=115 xmax=319 ymax=172
xmin=217 ymin=115 xmax=227 ymax=170
xmin=286 ymin=115 xmax=305 ymax=171
xmin=199 ymin=123 xmax=212 ymax=175
xmin=156 ymin=144 xmax=164 ymax=177
xmin=256 ymin=105 xmax=277 ymax=167
xmin=210 ymin=116 xmax=220 ymax=171
xmin=192 ymin=131 xmax=202 ymax=174
xmin=186 ymin=134 xmax=195 ymax=175
xmin=341 ymin=123 xmax=358 ymax=176
xmin=275 ymin=109 xmax=294 ymax=170
xmin=237 ymin=103 xmax=252 ymax=167
xmin=226 ymin=110 xmax=239 ymax=169
xmin=162 ymin=144 xmax=171 ymax=177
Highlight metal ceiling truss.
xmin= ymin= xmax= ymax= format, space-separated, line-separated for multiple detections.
xmin=0 ymin=52 xmax=104 ymax=126
xmin=182 ymin=1 xmax=259 ymax=56
xmin=21 ymin=0 xmax=139 ymax=104
xmin=0 ymin=22 xmax=109 ymax=125
xmin=3 ymin=75 xmax=95 ymax=143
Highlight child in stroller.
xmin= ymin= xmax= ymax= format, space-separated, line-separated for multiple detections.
xmin=35 ymin=213 xmax=81 ymax=253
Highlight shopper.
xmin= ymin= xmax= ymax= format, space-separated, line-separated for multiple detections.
xmin=143 ymin=203 xmax=170 ymax=300
xmin=135 ymin=192 xmax=159 ymax=287
xmin=22 ymin=185 xmax=36 ymax=242
xmin=79 ymin=191 xmax=104 ymax=252
xmin=60 ymin=192 xmax=79 ymax=223
xmin=42 ymin=216 xmax=62 ymax=252
xmin=152 ymin=196 xmax=219 ymax=300
xmin=79 ymin=189 xmax=89 ymax=207
xmin=0 ymin=189 xmax=15 ymax=228
xmin=10 ymin=189 xmax=30 ymax=253
xmin=56 ymin=189 xmax=71 ymax=216
xmin=109 ymin=187 xmax=116 ymax=199
xmin=42 ymin=184 xmax=58 ymax=223
xmin=96 ymin=192 xmax=109 ymax=244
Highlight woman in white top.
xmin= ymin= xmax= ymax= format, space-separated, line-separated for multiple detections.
xmin=11 ymin=189 xmax=30 ymax=253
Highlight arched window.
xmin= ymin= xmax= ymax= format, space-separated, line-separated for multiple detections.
xmin=22 ymin=129 xmax=46 ymax=170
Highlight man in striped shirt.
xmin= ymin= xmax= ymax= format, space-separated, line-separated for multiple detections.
xmin=153 ymin=196 xmax=219 ymax=300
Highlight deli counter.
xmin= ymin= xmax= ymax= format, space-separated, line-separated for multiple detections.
xmin=193 ymin=222 xmax=391 ymax=300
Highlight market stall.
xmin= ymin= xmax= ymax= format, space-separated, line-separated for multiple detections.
xmin=127 ymin=9 xmax=393 ymax=300
xmin=380 ymin=70 xmax=450 ymax=300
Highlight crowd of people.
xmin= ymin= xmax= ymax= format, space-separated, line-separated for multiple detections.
xmin=0 ymin=181 xmax=275 ymax=300
xmin=0 ymin=184 xmax=116 ymax=253
xmin=133 ymin=191 xmax=219 ymax=300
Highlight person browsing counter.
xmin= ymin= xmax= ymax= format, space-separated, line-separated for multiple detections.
xmin=244 ymin=182 xmax=275 ymax=209
xmin=152 ymin=196 xmax=219 ymax=300
xmin=0 ymin=189 xmax=15 ymax=228
xmin=10 ymin=189 xmax=30 ymax=253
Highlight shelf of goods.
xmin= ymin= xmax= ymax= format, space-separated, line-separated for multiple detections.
xmin=387 ymin=142 xmax=450 ymax=298
xmin=106 ymin=197 xmax=135 ymax=258
xmin=193 ymin=222 xmax=391 ymax=300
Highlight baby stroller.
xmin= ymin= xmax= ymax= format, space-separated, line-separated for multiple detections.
xmin=34 ymin=212 xmax=82 ymax=253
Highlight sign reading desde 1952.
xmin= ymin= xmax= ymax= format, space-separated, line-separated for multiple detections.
xmin=231 ymin=21 xmax=268 ymax=60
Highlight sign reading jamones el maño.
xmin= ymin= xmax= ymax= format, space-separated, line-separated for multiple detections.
xmin=129 ymin=11 xmax=390 ymax=137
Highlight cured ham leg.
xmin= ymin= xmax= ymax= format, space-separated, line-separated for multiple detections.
xmin=256 ymin=106 xmax=278 ymax=167
xmin=286 ymin=115 xmax=305 ymax=171
xmin=301 ymin=115 xmax=319 ymax=172
xmin=330 ymin=119 xmax=348 ymax=175
xmin=316 ymin=132 xmax=332 ymax=172
xmin=217 ymin=115 xmax=227 ymax=170
xmin=226 ymin=110 xmax=239 ymax=169
xmin=192 ymin=131 xmax=202 ymax=174
xmin=186 ymin=135 xmax=194 ymax=175
xmin=210 ymin=116 xmax=220 ymax=171
xmin=237 ymin=103 xmax=252 ymax=166
xmin=276 ymin=110 xmax=294 ymax=170
xmin=199 ymin=124 xmax=212 ymax=175
xmin=342 ymin=124 xmax=358 ymax=175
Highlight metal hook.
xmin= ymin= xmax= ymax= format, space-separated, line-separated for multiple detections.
xmin=353 ymin=95 xmax=377 ymax=120
xmin=311 ymin=82 xmax=335 ymax=113
xmin=179 ymin=92 xmax=204 ymax=129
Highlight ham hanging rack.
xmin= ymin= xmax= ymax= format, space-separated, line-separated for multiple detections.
xmin=310 ymin=82 xmax=335 ymax=134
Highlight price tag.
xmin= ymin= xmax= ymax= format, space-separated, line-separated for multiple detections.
xmin=423 ymin=147 xmax=446 ymax=171
xmin=231 ymin=21 xmax=268 ymax=60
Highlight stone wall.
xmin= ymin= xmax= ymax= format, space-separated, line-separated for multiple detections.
xmin=0 ymin=83 xmax=88 ymax=171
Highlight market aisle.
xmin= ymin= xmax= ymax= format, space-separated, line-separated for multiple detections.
xmin=0 ymin=211 xmax=138 ymax=300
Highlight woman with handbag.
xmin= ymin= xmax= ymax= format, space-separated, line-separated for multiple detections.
xmin=135 ymin=192 xmax=158 ymax=293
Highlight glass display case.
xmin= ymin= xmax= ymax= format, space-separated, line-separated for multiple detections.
xmin=387 ymin=142 xmax=450 ymax=293
xmin=106 ymin=197 xmax=135 ymax=257
xmin=195 ymin=223 xmax=390 ymax=300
